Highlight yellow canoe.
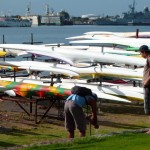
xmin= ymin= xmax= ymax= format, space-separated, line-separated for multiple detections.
xmin=0 ymin=51 xmax=7 ymax=57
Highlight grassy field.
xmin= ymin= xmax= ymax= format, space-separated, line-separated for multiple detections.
xmin=0 ymin=100 xmax=150 ymax=149
xmin=23 ymin=132 xmax=150 ymax=150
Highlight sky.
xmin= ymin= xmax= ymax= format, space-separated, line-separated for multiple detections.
xmin=0 ymin=0 xmax=149 ymax=17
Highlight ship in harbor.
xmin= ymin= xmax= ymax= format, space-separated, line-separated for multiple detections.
xmin=0 ymin=16 xmax=32 ymax=27
xmin=96 ymin=0 xmax=150 ymax=26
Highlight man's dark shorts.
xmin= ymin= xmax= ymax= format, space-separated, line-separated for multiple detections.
xmin=64 ymin=100 xmax=86 ymax=132
xmin=144 ymin=87 xmax=150 ymax=115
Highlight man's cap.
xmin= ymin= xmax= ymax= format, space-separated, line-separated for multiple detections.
xmin=139 ymin=45 xmax=149 ymax=52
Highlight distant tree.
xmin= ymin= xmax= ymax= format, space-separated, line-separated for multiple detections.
xmin=71 ymin=17 xmax=82 ymax=21
xmin=59 ymin=10 xmax=70 ymax=20
xmin=59 ymin=10 xmax=73 ymax=25
xmin=144 ymin=7 xmax=149 ymax=13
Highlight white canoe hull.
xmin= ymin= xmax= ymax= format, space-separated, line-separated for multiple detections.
xmin=0 ymin=44 xmax=146 ymax=67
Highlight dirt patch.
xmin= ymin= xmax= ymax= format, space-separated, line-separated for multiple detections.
xmin=98 ymin=101 xmax=149 ymax=133
xmin=0 ymin=99 xmax=149 ymax=132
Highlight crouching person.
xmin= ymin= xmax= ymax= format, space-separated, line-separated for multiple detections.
xmin=64 ymin=87 xmax=99 ymax=138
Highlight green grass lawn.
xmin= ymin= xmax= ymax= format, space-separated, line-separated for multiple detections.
xmin=0 ymin=123 xmax=68 ymax=148
xmin=23 ymin=132 xmax=150 ymax=150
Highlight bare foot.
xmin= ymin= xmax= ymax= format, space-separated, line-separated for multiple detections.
xmin=0 ymin=99 xmax=3 ymax=102
xmin=145 ymin=129 xmax=150 ymax=134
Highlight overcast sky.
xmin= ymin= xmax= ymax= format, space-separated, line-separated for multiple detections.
xmin=0 ymin=0 xmax=149 ymax=17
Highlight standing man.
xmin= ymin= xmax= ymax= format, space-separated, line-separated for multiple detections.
xmin=139 ymin=45 xmax=150 ymax=134
xmin=64 ymin=91 xmax=99 ymax=138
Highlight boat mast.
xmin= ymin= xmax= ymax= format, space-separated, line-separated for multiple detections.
xmin=129 ymin=0 xmax=136 ymax=14
xmin=26 ymin=2 xmax=31 ymax=16
xmin=45 ymin=4 xmax=49 ymax=15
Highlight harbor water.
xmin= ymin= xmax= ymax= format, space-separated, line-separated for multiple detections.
xmin=0 ymin=25 xmax=150 ymax=44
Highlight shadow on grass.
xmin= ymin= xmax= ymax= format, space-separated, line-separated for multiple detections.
xmin=100 ymin=120 xmax=146 ymax=130
xmin=47 ymin=134 xmax=61 ymax=138
xmin=101 ymin=102 xmax=145 ymax=115
xmin=0 ymin=141 xmax=17 ymax=147
xmin=0 ymin=126 xmax=40 ymax=136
